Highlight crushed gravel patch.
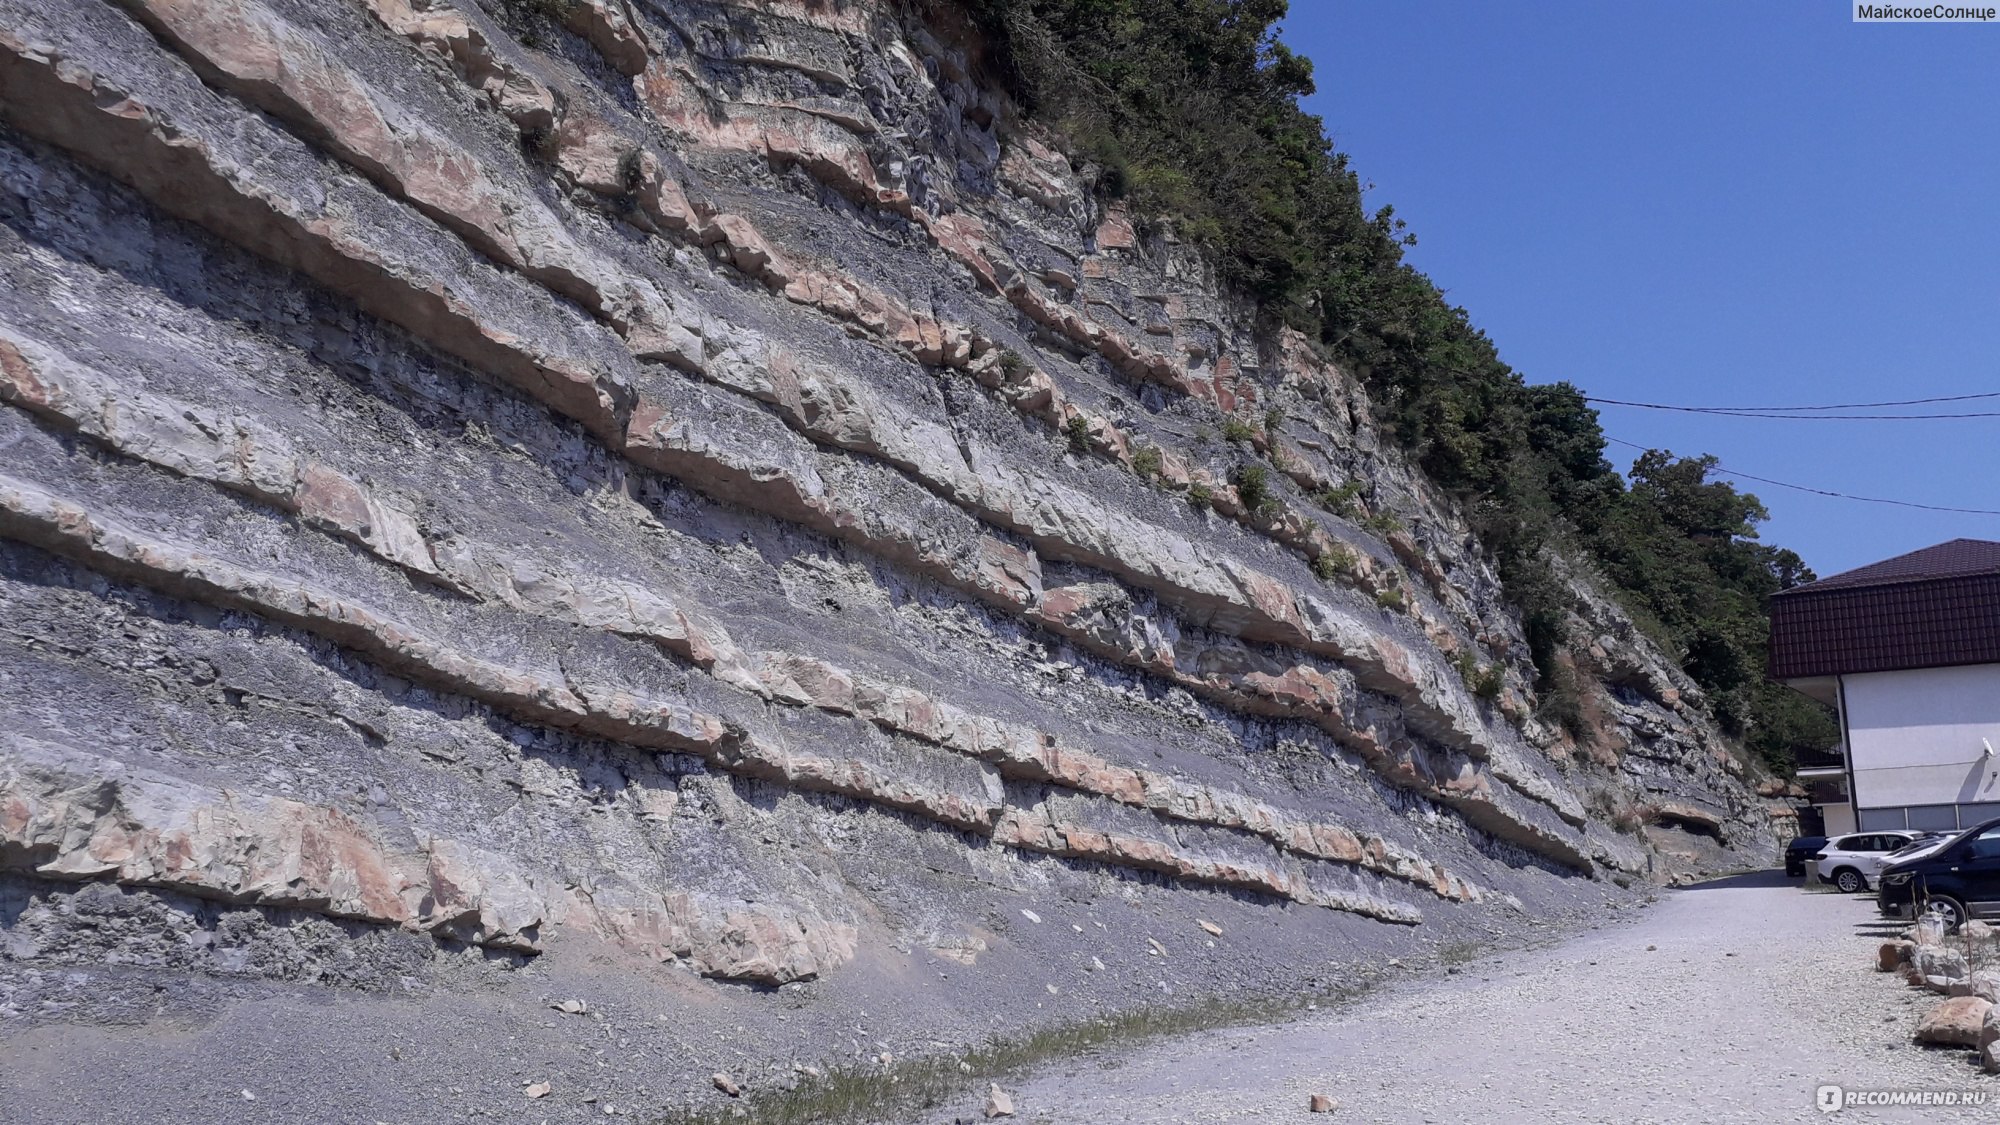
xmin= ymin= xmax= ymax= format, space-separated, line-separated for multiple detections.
xmin=938 ymin=871 xmax=1998 ymax=1124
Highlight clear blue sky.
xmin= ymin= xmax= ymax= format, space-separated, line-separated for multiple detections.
xmin=1283 ymin=1 xmax=2000 ymax=578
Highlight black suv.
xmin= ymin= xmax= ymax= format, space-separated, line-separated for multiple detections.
xmin=1877 ymin=817 xmax=2000 ymax=927
xmin=1783 ymin=835 xmax=1827 ymax=878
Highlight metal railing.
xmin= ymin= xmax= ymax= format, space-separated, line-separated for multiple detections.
xmin=1793 ymin=745 xmax=1846 ymax=772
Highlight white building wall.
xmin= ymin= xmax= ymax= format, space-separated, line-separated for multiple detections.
xmin=1844 ymin=663 xmax=2000 ymax=815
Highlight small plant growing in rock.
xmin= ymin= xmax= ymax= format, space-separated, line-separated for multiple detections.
xmin=1130 ymin=444 xmax=1163 ymax=480
xmin=618 ymin=148 xmax=646 ymax=194
xmin=1374 ymin=585 xmax=1405 ymax=611
xmin=1311 ymin=545 xmax=1357 ymax=582
xmin=1230 ymin=466 xmax=1284 ymax=519
xmin=1219 ymin=415 xmax=1255 ymax=444
xmin=1064 ymin=414 xmax=1093 ymax=454
xmin=1263 ymin=406 xmax=1284 ymax=435
xmin=996 ymin=348 xmax=1030 ymax=380
xmin=1362 ymin=511 xmax=1405 ymax=535
xmin=1472 ymin=664 xmax=1505 ymax=700
xmin=1454 ymin=652 xmax=1505 ymax=700
xmin=519 ymin=125 xmax=558 ymax=163
xmin=1187 ymin=482 xmax=1213 ymax=512
xmin=1231 ymin=463 xmax=1274 ymax=513
xmin=1314 ymin=480 xmax=1364 ymax=518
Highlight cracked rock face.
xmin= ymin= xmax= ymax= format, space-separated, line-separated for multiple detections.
xmin=0 ymin=0 xmax=1782 ymax=1110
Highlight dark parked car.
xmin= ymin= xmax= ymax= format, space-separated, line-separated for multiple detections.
xmin=1783 ymin=835 xmax=1828 ymax=877
xmin=1877 ymin=817 xmax=2000 ymax=927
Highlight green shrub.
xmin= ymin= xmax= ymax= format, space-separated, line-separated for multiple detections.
xmin=1311 ymin=546 xmax=1356 ymax=582
xmin=1064 ymin=414 xmax=1093 ymax=454
xmin=1361 ymin=511 xmax=1404 ymax=536
xmin=1314 ymin=480 xmax=1364 ymax=518
xmin=1472 ymin=664 xmax=1505 ymax=701
xmin=1374 ymin=586 xmax=1405 ymax=611
xmin=1219 ymin=415 xmax=1255 ymax=444
xmin=1231 ymin=466 xmax=1283 ymax=519
xmin=1231 ymin=464 xmax=1272 ymax=513
xmin=1455 ymin=651 xmax=1504 ymax=700
xmin=1187 ymin=482 xmax=1212 ymax=512
xmin=1131 ymin=444 xmax=1163 ymax=479
xmin=1263 ymin=406 xmax=1284 ymax=435
xmin=996 ymin=348 xmax=1030 ymax=380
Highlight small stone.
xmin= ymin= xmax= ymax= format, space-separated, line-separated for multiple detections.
xmin=1310 ymin=1093 xmax=1338 ymax=1113
xmin=985 ymin=1082 xmax=1015 ymax=1118
xmin=1147 ymin=938 xmax=1168 ymax=957
xmin=1197 ymin=919 xmax=1223 ymax=937
xmin=712 ymin=1073 xmax=741 ymax=1098
xmin=240 ymin=1091 xmax=257 ymax=1103
xmin=1087 ymin=957 xmax=1105 ymax=972
xmin=524 ymin=1082 xmax=551 ymax=1099
xmin=554 ymin=999 xmax=587 ymax=1015
xmin=1020 ymin=909 xmax=1042 ymax=924
xmin=1645 ymin=945 xmax=1657 ymax=952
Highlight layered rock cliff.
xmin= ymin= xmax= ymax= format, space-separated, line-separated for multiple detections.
xmin=0 ymin=0 xmax=1785 ymax=1117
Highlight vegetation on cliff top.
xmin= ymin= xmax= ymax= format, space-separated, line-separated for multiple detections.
xmin=962 ymin=0 xmax=1834 ymax=771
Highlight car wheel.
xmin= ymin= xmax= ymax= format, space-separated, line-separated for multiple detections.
xmin=1833 ymin=868 xmax=1866 ymax=894
xmin=1924 ymin=896 xmax=1968 ymax=930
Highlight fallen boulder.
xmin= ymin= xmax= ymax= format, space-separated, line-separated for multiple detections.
xmin=1915 ymin=997 xmax=1993 ymax=1048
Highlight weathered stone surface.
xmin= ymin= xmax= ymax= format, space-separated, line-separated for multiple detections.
xmin=1915 ymin=997 xmax=1992 ymax=1048
xmin=0 ymin=0 xmax=1786 ymax=1113
xmin=1878 ymin=939 xmax=1914 ymax=972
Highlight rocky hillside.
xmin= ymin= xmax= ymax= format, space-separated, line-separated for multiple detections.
xmin=0 ymin=0 xmax=1788 ymax=1118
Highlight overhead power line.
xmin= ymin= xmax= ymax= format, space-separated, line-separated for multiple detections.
xmin=1603 ymin=437 xmax=2000 ymax=517
xmin=1588 ymin=389 xmax=2000 ymax=412
xmin=1587 ymin=395 xmax=2000 ymax=420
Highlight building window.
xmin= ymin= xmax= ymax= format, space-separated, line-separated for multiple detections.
xmin=1959 ymin=802 xmax=2000 ymax=827
xmin=1857 ymin=808 xmax=1908 ymax=831
xmin=1907 ymin=805 xmax=1960 ymax=832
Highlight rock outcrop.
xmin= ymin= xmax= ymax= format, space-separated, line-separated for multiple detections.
xmin=0 ymin=0 xmax=1781 ymax=1114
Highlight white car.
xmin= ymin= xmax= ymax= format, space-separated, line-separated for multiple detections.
xmin=1816 ymin=831 xmax=1945 ymax=892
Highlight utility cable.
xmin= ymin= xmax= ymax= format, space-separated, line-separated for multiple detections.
xmin=1603 ymin=436 xmax=2000 ymax=516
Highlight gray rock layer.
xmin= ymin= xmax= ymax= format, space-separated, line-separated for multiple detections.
xmin=0 ymin=0 xmax=1782 ymax=1114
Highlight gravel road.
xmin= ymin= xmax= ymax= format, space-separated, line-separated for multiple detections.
xmin=938 ymin=871 xmax=1998 ymax=1124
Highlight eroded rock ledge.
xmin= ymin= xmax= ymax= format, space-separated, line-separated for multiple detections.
xmin=0 ymin=0 xmax=1774 ymax=1085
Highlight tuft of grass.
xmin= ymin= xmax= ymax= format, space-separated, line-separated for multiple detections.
xmin=1455 ymin=652 xmax=1505 ymax=700
xmin=1361 ymin=511 xmax=1404 ymax=536
xmin=1263 ymin=406 xmax=1284 ymax=435
xmin=1219 ymin=415 xmax=1255 ymax=444
xmin=519 ymin=125 xmax=557 ymax=162
xmin=1471 ymin=664 xmax=1505 ymax=700
xmin=1313 ymin=480 xmax=1363 ymax=518
xmin=1064 ymin=414 xmax=1094 ymax=454
xmin=1231 ymin=463 xmax=1277 ymax=515
xmin=1187 ymin=482 xmax=1212 ymax=512
xmin=1131 ymin=444 xmax=1163 ymax=480
xmin=647 ymin=979 xmax=1389 ymax=1125
xmin=1374 ymin=585 xmax=1405 ymax=611
xmin=996 ymin=348 xmax=1030 ymax=380
xmin=1311 ymin=545 xmax=1357 ymax=582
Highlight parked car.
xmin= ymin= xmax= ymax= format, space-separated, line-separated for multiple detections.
xmin=1813 ymin=830 xmax=1932 ymax=892
xmin=1878 ymin=817 xmax=2000 ymax=927
xmin=1783 ymin=835 xmax=1827 ymax=877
